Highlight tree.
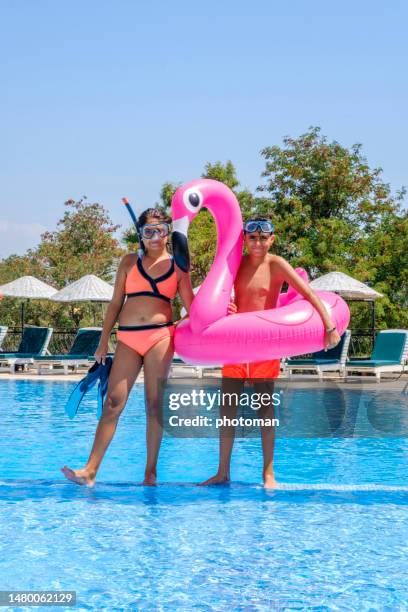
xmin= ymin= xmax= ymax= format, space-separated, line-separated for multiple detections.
xmin=255 ymin=127 xmax=406 ymax=328
xmin=37 ymin=197 xmax=124 ymax=286
xmin=202 ymin=160 xmax=239 ymax=190
xmin=364 ymin=211 xmax=408 ymax=328
xmin=0 ymin=197 xmax=125 ymax=329
xmin=257 ymin=127 xmax=404 ymax=271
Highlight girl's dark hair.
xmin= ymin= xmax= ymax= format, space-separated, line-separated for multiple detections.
xmin=137 ymin=207 xmax=171 ymax=228
xmin=137 ymin=207 xmax=172 ymax=253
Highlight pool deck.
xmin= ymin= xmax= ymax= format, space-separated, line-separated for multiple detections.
xmin=1 ymin=369 xmax=407 ymax=391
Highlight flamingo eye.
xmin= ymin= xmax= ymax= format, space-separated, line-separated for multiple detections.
xmin=189 ymin=193 xmax=200 ymax=207
xmin=183 ymin=188 xmax=203 ymax=212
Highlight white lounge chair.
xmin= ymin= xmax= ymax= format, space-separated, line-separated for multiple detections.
xmin=346 ymin=329 xmax=408 ymax=382
xmin=283 ymin=330 xmax=351 ymax=380
xmin=169 ymin=355 xmax=204 ymax=378
xmin=33 ymin=327 xmax=102 ymax=374
xmin=0 ymin=326 xmax=53 ymax=373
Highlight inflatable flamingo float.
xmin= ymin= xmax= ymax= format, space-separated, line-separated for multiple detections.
xmin=171 ymin=179 xmax=350 ymax=365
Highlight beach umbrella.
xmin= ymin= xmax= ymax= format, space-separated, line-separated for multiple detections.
xmin=310 ymin=271 xmax=383 ymax=339
xmin=50 ymin=274 xmax=113 ymax=325
xmin=309 ymin=271 xmax=383 ymax=300
xmin=0 ymin=275 xmax=57 ymax=332
xmin=50 ymin=274 xmax=113 ymax=302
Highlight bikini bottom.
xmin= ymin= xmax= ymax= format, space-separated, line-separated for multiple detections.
xmin=117 ymin=322 xmax=174 ymax=356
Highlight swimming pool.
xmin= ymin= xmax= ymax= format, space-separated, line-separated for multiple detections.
xmin=1 ymin=379 xmax=407 ymax=610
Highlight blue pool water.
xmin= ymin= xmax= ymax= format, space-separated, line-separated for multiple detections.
xmin=0 ymin=380 xmax=408 ymax=611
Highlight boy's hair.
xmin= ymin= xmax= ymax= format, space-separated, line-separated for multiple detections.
xmin=243 ymin=216 xmax=273 ymax=224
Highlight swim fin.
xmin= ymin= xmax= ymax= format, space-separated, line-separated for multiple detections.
xmin=97 ymin=356 xmax=113 ymax=420
xmin=65 ymin=360 xmax=111 ymax=420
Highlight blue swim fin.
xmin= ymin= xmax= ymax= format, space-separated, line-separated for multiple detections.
xmin=97 ymin=357 xmax=113 ymax=420
xmin=65 ymin=361 xmax=104 ymax=420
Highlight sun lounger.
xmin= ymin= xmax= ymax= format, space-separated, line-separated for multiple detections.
xmin=346 ymin=329 xmax=408 ymax=382
xmin=33 ymin=327 xmax=102 ymax=374
xmin=170 ymin=355 xmax=205 ymax=378
xmin=0 ymin=326 xmax=53 ymax=373
xmin=283 ymin=330 xmax=351 ymax=380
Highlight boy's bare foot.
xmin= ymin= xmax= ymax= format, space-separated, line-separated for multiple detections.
xmin=198 ymin=473 xmax=230 ymax=486
xmin=143 ymin=471 xmax=157 ymax=486
xmin=263 ymin=471 xmax=277 ymax=489
xmin=61 ymin=466 xmax=96 ymax=487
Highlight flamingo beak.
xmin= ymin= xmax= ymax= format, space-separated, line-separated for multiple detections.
xmin=172 ymin=216 xmax=190 ymax=272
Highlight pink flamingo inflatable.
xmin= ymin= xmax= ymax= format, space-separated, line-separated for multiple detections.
xmin=172 ymin=179 xmax=350 ymax=365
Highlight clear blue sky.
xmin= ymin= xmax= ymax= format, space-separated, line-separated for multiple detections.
xmin=1 ymin=0 xmax=407 ymax=258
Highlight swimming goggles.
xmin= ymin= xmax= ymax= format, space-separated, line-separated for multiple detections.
xmin=140 ymin=223 xmax=170 ymax=239
xmin=244 ymin=220 xmax=275 ymax=234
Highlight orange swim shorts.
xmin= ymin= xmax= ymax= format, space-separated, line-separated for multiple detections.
xmin=222 ymin=359 xmax=280 ymax=379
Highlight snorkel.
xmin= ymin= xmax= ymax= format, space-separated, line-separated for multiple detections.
xmin=122 ymin=197 xmax=140 ymax=236
xmin=122 ymin=197 xmax=144 ymax=255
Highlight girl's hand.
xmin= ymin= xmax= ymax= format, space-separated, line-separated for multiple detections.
xmin=324 ymin=328 xmax=341 ymax=351
xmin=94 ymin=342 xmax=109 ymax=365
xmin=227 ymin=301 xmax=238 ymax=315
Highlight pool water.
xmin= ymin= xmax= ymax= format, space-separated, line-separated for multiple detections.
xmin=1 ymin=380 xmax=408 ymax=611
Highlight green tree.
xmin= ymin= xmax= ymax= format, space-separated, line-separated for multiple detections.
xmin=0 ymin=252 xmax=44 ymax=285
xmin=203 ymin=160 xmax=239 ymax=190
xmin=37 ymin=197 xmax=124 ymax=286
xmin=364 ymin=210 xmax=408 ymax=328
xmin=257 ymin=127 xmax=404 ymax=272
xmin=0 ymin=197 xmax=125 ymax=329
xmin=254 ymin=127 xmax=407 ymax=328
xmin=158 ymin=181 xmax=179 ymax=210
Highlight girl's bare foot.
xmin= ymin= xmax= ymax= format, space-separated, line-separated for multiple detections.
xmin=61 ymin=466 xmax=96 ymax=487
xmin=198 ymin=473 xmax=230 ymax=486
xmin=143 ymin=471 xmax=157 ymax=486
xmin=263 ymin=471 xmax=277 ymax=489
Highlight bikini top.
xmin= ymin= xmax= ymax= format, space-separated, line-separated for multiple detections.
xmin=125 ymin=254 xmax=178 ymax=303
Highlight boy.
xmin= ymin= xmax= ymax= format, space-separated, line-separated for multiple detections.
xmin=200 ymin=217 xmax=340 ymax=488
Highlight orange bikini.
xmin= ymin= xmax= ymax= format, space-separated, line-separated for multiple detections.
xmin=117 ymin=255 xmax=178 ymax=356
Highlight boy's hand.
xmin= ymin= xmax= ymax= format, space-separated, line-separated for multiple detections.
xmin=227 ymin=301 xmax=238 ymax=315
xmin=324 ymin=328 xmax=341 ymax=351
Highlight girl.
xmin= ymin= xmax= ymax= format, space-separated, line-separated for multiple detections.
xmin=62 ymin=206 xmax=194 ymax=486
